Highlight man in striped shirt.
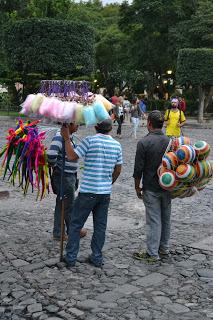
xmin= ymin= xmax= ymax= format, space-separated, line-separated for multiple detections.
xmin=61 ymin=118 xmax=122 ymax=268
xmin=47 ymin=123 xmax=86 ymax=241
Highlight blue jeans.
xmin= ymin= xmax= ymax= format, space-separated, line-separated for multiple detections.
xmin=65 ymin=193 xmax=110 ymax=265
xmin=51 ymin=168 xmax=76 ymax=238
xmin=143 ymin=190 xmax=171 ymax=258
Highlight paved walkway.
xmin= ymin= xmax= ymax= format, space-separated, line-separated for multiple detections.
xmin=0 ymin=119 xmax=213 ymax=320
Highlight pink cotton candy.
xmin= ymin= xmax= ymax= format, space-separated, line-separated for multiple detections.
xmin=62 ymin=101 xmax=76 ymax=122
xmin=39 ymin=97 xmax=54 ymax=117
xmin=20 ymin=94 xmax=35 ymax=114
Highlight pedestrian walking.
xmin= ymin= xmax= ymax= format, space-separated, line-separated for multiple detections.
xmin=164 ymin=98 xmax=186 ymax=137
xmin=60 ymin=118 xmax=122 ymax=268
xmin=111 ymin=96 xmax=124 ymax=139
xmin=139 ymin=95 xmax=147 ymax=126
xmin=47 ymin=123 xmax=87 ymax=241
xmin=133 ymin=110 xmax=171 ymax=263
xmin=130 ymin=98 xmax=141 ymax=139
xmin=179 ymin=97 xmax=186 ymax=112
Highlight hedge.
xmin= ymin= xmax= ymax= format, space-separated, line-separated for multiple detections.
xmin=4 ymin=18 xmax=95 ymax=77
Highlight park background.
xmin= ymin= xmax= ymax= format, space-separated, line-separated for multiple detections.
xmin=0 ymin=0 xmax=213 ymax=122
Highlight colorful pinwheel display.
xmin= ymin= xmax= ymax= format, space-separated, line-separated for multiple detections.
xmin=0 ymin=119 xmax=49 ymax=200
xmin=158 ymin=137 xmax=213 ymax=198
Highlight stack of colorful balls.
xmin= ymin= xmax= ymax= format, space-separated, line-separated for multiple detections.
xmin=158 ymin=137 xmax=213 ymax=199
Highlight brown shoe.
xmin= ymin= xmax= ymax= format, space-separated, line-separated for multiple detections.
xmin=80 ymin=228 xmax=87 ymax=238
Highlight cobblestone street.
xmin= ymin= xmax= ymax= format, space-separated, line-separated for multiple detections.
xmin=0 ymin=118 xmax=213 ymax=320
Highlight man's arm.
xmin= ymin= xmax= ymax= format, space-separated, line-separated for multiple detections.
xmin=112 ymin=164 xmax=122 ymax=184
xmin=133 ymin=142 xmax=145 ymax=199
xmin=61 ymin=126 xmax=79 ymax=160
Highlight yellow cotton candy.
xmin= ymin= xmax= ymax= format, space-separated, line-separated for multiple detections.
xmin=75 ymin=104 xmax=85 ymax=124
xmin=31 ymin=94 xmax=44 ymax=113
xmin=95 ymin=94 xmax=112 ymax=112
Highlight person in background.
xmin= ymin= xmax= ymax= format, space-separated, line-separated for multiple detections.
xmin=164 ymin=98 xmax=186 ymax=137
xmin=130 ymin=98 xmax=141 ymax=139
xmin=111 ymin=96 xmax=123 ymax=139
xmin=139 ymin=95 xmax=147 ymax=126
xmin=47 ymin=123 xmax=87 ymax=241
xmin=123 ymin=96 xmax=131 ymax=122
xmin=60 ymin=118 xmax=122 ymax=268
xmin=179 ymin=97 xmax=186 ymax=112
xmin=133 ymin=111 xmax=171 ymax=263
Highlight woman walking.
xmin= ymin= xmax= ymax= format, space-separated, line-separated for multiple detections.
xmin=130 ymin=98 xmax=141 ymax=139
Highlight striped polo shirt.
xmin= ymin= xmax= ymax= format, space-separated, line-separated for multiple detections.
xmin=47 ymin=131 xmax=78 ymax=173
xmin=75 ymin=134 xmax=122 ymax=194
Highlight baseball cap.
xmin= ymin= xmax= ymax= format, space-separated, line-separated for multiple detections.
xmin=96 ymin=118 xmax=112 ymax=131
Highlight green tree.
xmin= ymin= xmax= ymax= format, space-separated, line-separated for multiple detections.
xmin=177 ymin=48 xmax=213 ymax=123
xmin=4 ymin=18 xmax=95 ymax=77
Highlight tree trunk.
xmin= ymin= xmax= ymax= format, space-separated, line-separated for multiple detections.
xmin=198 ymin=85 xmax=205 ymax=123
xmin=204 ymin=86 xmax=213 ymax=112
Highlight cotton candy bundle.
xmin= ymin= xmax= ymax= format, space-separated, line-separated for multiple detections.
xmin=83 ymin=106 xmax=97 ymax=126
xmin=20 ymin=94 xmax=35 ymax=114
xmin=75 ymin=104 xmax=85 ymax=124
xmin=63 ymin=101 xmax=76 ymax=122
xmin=95 ymin=94 xmax=113 ymax=112
xmin=93 ymin=101 xmax=110 ymax=122
xmin=31 ymin=93 xmax=44 ymax=113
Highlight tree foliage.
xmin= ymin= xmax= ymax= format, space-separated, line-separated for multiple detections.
xmin=177 ymin=48 xmax=213 ymax=86
xmin=177 ymin=48 xmax=213 ymax=122
xmin=4 ymin=18 xmax=95 ymax=77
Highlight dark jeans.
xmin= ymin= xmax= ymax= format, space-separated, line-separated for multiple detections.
xmin=117 ymin=116 xmax=123 ymax=135
xmin=65 ymin=193 xmax=110 ymax=265
xmin=51 ymin=168 xmax=76 ymax=238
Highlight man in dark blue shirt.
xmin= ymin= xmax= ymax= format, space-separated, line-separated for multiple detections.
xmin=133 ymin=110 xmax=171 ymax=263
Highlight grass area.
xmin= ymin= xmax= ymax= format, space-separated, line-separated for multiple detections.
xmin=0 ymin=110 xmax=25 ymax=117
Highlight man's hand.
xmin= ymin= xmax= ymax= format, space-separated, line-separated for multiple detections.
xmin=135 ymin=187 xmax=143 ymax=199
xmin=60 ymin=125 xmax=70 ymax=141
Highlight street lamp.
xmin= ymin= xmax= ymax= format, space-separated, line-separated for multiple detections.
xmin=94 ymin=79 xmax=97 ymax=83
xmin=167 ymin=70 xmax=172 ymax=75
xmin=163 ymin=80 xmax=168 ymax=84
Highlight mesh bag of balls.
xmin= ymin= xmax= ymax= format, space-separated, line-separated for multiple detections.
xmin=158 ymin=137 xmax=213 ymax=199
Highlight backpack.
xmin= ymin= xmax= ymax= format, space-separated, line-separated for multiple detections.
xmin=165 ymin=108 xmax=182 ymax=123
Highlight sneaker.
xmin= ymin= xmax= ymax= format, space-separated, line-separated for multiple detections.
xmin=63 ymin=256 xmax=76 ymax=268
xmin=133 ymin=251 xmax=160 ymax=264
xmin=159 ymin=247 xmax=170 ymax=255
xmin=86 ymin=256 xmax=103 ymax=269
xmin=53 ymin=234 xmax=68 ymax=241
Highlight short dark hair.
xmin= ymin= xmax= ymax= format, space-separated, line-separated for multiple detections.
xmin=95 ymin=118 xmax=112 ymax=134
xmin=148 ymin=110 xmax=164 ymax=129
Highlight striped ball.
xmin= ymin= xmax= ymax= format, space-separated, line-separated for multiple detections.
xmin=193 ymin=140 xmax=210 ymax=160
xmin=209 ymin=160 xmax=213 ymax=174
xmin=162 ymin=152 xmax=178 ymax=170
xmin=194 ymin=160 xmax=212 ymax=179
xmin=159 ymin=171 xmax=177 ymax=190
xmin=157 ymin=165 xmax=168 ymax=177
xmin=171 ymin=136 xmax=191 ymax=151
xmin=176 ymin=145 xmax=196 ymax=163
xmin=176 ymin=164 xmax=196 ymax=181
xmin=171 ymin=184 xmax=188 ymax=198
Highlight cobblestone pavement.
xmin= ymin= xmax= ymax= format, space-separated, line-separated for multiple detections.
xmin=0 ymin=118 xmax=213 ymax=320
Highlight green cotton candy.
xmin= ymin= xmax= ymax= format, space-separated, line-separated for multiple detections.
xmin=75 ymin=104 xmax=85 ymax=124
